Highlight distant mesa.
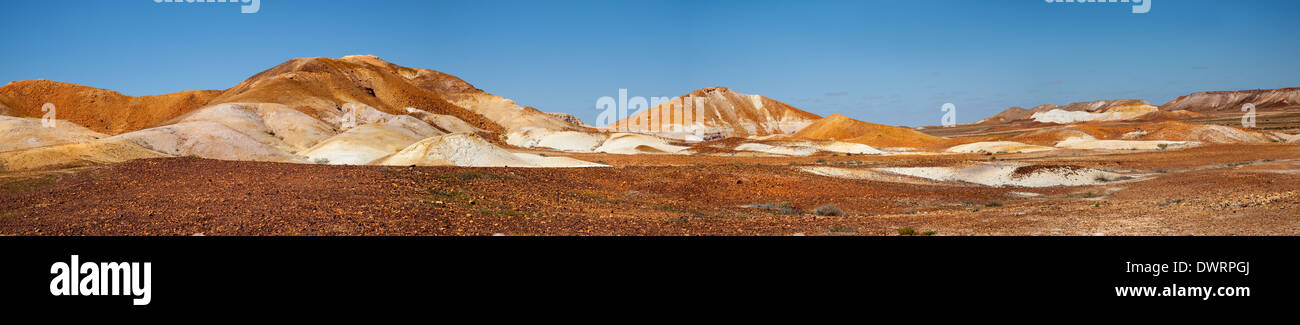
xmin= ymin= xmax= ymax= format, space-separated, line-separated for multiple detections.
xmin=970 ymin=87 xmax=1300 ymax=128
xmin=1160 ymin=88 xmax=1300 ymax=112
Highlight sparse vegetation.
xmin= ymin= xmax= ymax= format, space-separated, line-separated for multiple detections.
xmin=0 ymin=211 xmax=20 ymax=221
xmin=828 ymin=226 xmax=859 ymax=233
xmin=985 ymin=200 xmax=1003 ymax=207
xmin=1 ymin=176 xmax=55 ymax=193
xmin=813 ymin=204 xmax=844 ymax=216
xmin=567 ymin=190 xmax=613 ymax=204
xmin=747 ymin=202 xmax=801 ymax=215
xmin=313 ymin=158 xmax=330 ymax=164
xmin=898 ymin=227 xmax=936 ymax=236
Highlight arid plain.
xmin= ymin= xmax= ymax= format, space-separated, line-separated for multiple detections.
xmin=2 ymin=56 xmax=1297 ymax=235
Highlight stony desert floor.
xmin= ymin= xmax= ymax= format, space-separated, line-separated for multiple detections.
xmin=1 ymin=143 xmax=1296 ymax=236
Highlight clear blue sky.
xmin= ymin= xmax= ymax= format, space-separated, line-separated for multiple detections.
xmin=3 ymin=0 xmax=1298 ymax=126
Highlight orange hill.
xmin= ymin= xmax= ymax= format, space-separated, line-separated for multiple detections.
xmin=607 ymin=87 xmax=821 ymax=139
xmin=0 ymin=56 xmax=581 ymax=136
xmin=208 ymin=56 xmax=504 ymax=133
xmin=0 ymin=80 xmax=220 ymax=134
xmin=794 ymin=114 xmax=949 ymax=149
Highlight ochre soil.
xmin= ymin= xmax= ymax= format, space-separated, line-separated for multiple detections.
xmin=2 ymin=144 xmax=1297 ymax=236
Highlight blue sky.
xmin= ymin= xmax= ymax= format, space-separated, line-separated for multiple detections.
xmin=2 ymin=0 xmax=1298 ymax=126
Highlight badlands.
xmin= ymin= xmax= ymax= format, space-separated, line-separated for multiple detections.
xmin=1 ymin=56 xmax=1298 ymax=235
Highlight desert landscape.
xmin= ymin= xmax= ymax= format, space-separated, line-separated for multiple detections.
xmin=2 ymin=56 xmax=1297 ymax=236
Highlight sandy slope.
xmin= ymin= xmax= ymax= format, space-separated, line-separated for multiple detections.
xmin=0 ymin=116 xmax=107 ymax=152
xmin=794 ymin=114 xmax=948 ymax=150
xmin=111 ymin=121 xmax=303 ymax=162
xmin=506 ymin=128 xmax=609 ymax=152
xmin=377 ymin=133 xmax=603 ymax=168
xmin=300 ymin=123 xmax=432 ymax=165
xmin=0 ymin=138 xmax=167 ymax=171
xmin=405 ymin=107 xmax=486 ymax=134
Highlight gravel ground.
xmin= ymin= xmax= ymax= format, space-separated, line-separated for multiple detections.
xmin=1 ymin=144 xmax=1297 ymax=236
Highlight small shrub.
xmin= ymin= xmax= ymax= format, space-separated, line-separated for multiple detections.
xmin=813 ymin=204 xmax=844 ymax=216
xmin=746 ymin=202 xmax=801 ymax=215
xmin=313 ymin=158 xmax=330 ymax=164
xmin=828 ymin=226 xmax=859 ymax=233
xmin=898 ymin=228 xmax=936 ymax=236
xmin=652 ymin=205 xmax=691 ymax=213
xmin=0 ymin=211 xmax=20 ymax=221
xmin=426 ymin=188 xmax=464 ymax=198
